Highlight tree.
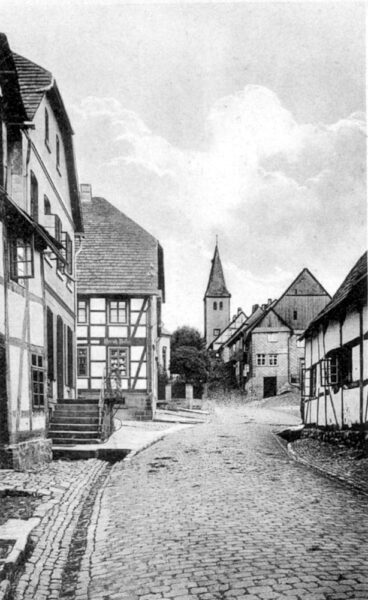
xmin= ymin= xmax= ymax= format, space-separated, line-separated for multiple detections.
xmin=170 ymin=346 xmax=209 ymax=384
xmin=170 ymin=326 xmax=208 ymax=385
xmin=171 ymin=326 xmax=204 ymax=353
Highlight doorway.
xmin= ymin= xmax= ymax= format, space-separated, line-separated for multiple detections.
xmin=263 ymin=376 xmax=277 ymax=398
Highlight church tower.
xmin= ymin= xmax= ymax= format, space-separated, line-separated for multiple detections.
xmin=204 ymin=243 xmax=231 ymax=347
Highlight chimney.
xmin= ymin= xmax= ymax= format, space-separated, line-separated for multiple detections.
xmin=80 ymin=183 xmax=92 ymax=202
xmin=237 ymin=307 xmax=242 ymax=314
xmin=267 ymin=298 xmax=272 ymax=306
xmin=252 ymin=304 xmax=259 ymax=313
xmin=261 ymin=303 xmax=267 ymax=310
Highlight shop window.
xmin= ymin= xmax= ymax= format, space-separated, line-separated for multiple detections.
xmin=9 ymin=235 xmax=34 ymax=281
xmin=108 ymin=347 xmax=128 ymax=378
xmin=31 ymin=354 xmax=45 ymax=408
xmin=77 ymin=347 xmax=88 ymax=377
xmin=109 ymin=300 xmax=127 ymax=324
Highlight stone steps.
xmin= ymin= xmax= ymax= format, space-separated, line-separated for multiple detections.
xmin=48 ymin=398 xmax=102 ymax=446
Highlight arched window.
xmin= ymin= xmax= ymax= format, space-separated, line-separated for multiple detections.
xmin=44 ymin=195 xmax=51 ymax=215
xmin=30 ymin=171 xmax=38 ymax=221
xmin=213 ymin=301 xmax=217 ymax=310
xmin=219 ymin=301 xmax=223 ymax=310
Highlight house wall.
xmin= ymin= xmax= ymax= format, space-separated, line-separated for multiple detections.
xmin=28 ymin=96 xmax=77 ymax=402
xmin=77 ymin=295 xmax=155 ymax=412
xmin=303 ymin=301 xmax=367 ymax=431
xmin=246 ymin=330 xmax=290 ymax=398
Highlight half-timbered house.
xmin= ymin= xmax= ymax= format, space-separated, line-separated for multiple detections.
xmin=0 ymin=35 xmax=82 ymax=468
xmin=76 ymin=185 xmax=165 ymax=419
xmin=300 ymin=252 xmax=367 ymax=439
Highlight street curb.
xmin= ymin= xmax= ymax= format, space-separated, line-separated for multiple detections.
xmin=287 ymin=442 xmax=368 ymax=497
xmin=124 ymin=424 xmax=192 ymax=461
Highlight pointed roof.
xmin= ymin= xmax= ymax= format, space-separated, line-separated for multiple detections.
xmin=204 ymin=244 xmax=231 ymax=298
xmin=77 ymin=196 xmax=165 ymax=297
xmin=301 ymin=251 xmax=367 ymax=339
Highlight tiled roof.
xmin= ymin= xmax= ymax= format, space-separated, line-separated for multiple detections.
xmin=204 ymin=244 xmax=231 ymax=298
xmin=302 ymin=251 xmax=367 ymax=337
xmin=77 ymin=197 xmax=162 ymax=295
xmin=12 ymin=52 xmax=52 ymax=120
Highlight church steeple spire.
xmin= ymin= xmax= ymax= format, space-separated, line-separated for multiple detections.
xmin=204 ymin=243 xmax=231 ymax=299
xmin=204 ymin=242 xmax=231 ymax=347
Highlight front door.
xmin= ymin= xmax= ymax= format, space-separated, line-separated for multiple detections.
xmin=263 ymin=376 xmax=277 ymax=398
xmin=56 ymin=316 xmax=64 ymax=399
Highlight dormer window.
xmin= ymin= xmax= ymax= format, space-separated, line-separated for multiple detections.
xmin=56 ymin=134 xmax=60 ymax=172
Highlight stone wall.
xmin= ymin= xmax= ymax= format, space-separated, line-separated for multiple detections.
xmin=303 ymin=425 xmax=368 ymax=452
xmin=2 ymin=438 xmax=52 ymax=471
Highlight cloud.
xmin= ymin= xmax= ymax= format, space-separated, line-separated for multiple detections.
xmin=71 ymin=86 xmax=366 ymax=331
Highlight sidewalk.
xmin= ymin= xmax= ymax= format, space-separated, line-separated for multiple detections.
xmin=289 ymin=437 xmax=368 ymax=495
xmin=0 ymin=420 xmax=191 ymax=600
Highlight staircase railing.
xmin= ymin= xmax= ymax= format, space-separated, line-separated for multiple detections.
xmin=98 ymin=368 xmax=107 ymax=435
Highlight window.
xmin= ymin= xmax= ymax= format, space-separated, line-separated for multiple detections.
xmin=321 ymin=346 xmax=353 ymax=387
xmin=31 ymin=354 xmax=45 ymax=408
xmin=63 ymin=232 xmax=73 ymax=275
xmin=268 ymin=333 xmax=278 ymax=343
xmin=77 ymin=347 xmax=88 ymax=377
xmin=30 ymin=171 xmax=38 ymax=221
xmin=162 ymin=347 xmax=167 ymax=372
xmin=44 ymin=195 xmax=51 ymax=215
xmin=213 ymin=328 xmax=220 ymax=336
xmin=109 ymin=300 xmax=127 ymax=324
xmin=269 ymin=354 xmax=278 ymax=366
xmin=219 ymin=301 xmax=223 ymax=310
xmin=108 ymin=347 xmax=128 ymax=377
xmin=293 ymin=310 xmax=298 ymax=320
xmin=56 ymin=134 xmax=60 ymax=170
xmin=256 ymin=354 xmax=266 ymax=366
xmin=9 ymin=236 xmax=34 ymax=281
xmin=296 ymin=339 xmax=304 ymax=348
xmin=213 ymin=302 xmax=217 ymax=310
xmin=54 ymin=216 xmax=63 ymax=271
xmin=47 ymin=307 xmax=54 ymax=381
xmin=310 ymin=364 xmax=317 ymax=397
xmin=78 ymin=299 xmax=88 ymax=323
xmin=45 ymin=108 xmax=49 ymax=146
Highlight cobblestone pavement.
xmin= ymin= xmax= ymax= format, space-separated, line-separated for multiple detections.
xmin=75 ymin=406 xmax=368 ymax=600
xmin=1 ymin=459 xmax=109 ymax=600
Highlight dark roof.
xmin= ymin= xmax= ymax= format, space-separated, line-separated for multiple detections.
xmin=204 ymin=244 xmax=231 ymax=298
xmin=302 ymin=251 xmax=367 ymax=338
xmin=0 ymin=35 xmax=27 ymax=123
xmin=77 ymin=197 xmax=165 ymax=296
xmin=4 ymin=46 xmax=82 ymax=232
xmin=12 ymin=53 xmax=52 ymax=120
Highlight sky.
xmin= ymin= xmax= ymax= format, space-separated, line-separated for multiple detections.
xmin=2 ymin=1 xmax=366 ymax=333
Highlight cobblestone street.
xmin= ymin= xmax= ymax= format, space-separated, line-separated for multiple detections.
xmin=68 ymin=406 xmax=368 ymax=600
